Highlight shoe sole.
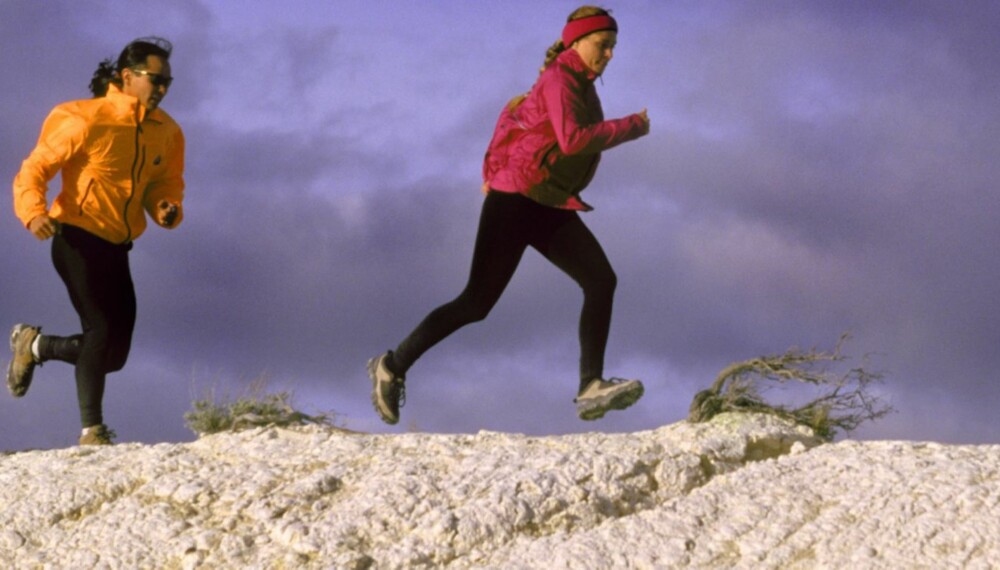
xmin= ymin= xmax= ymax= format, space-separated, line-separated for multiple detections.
xmin=367 ymin=356 xmax=400 ymax=425
xmin=6 ymin=359 xmax=21 ymax=397
xmin=578 ymin=382 xmax=645 ymax=421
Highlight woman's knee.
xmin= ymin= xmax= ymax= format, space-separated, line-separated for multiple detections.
xmin=584 ymin=266 xmax=617 ymax=298
xmin=459 ymin=299 xmax=494 ymax=324
xmin=451 ymin=292 xmax=497 ymax=324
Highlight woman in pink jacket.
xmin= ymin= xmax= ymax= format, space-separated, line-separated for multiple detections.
xmin=369 ymin=6 xmax=650 ymax=425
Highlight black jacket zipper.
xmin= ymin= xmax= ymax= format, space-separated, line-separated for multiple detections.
xmin=123 ymin=112 xmax=145 ymax=244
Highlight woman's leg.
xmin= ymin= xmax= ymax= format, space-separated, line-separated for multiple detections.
xmin=51 ymin=226 xmax=136 ymax=428
xmin=535 ymin=214 xmax=617 ymax=391
xmin=391 ymin=192 xmax=532 ymax=375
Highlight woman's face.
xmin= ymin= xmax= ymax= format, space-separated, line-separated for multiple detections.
xmin=572 ymin=30 xmax=617 ymax=75
xmin=122 ymin=55 xmax=172 ymax=111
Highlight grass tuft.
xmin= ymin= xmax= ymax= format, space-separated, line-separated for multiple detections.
xmin=184 ymin=376 xmax=337 ymax=437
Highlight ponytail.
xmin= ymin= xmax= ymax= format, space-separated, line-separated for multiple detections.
xmin=541 ymin=39 xmax=566 ymax=73
xmin=89 ymin=58 xmax=117 ymax=97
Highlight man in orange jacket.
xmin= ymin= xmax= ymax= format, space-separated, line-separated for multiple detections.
xmin=8 ymin=37 xmax=185 ymax=446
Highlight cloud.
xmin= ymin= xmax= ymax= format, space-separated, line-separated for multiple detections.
xmin=2 ymin=2 xmax=999 ymax=449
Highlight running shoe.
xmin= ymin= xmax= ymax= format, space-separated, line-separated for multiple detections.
xmin=574 ymin=377 xmax=644 ymax=420
xmin=367 ymin=352 xmax=406 ymax=425
xmin=79 ymin=424 xmax=115 ymax=446
xmin=7 ymin=324 xmax=41 ymax=398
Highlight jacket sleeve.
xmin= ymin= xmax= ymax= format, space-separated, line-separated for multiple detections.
xmin=540 ymin=71 xmax=646 ymax=156
xmin=12 ymin=107 xmax=87 ymax=228
xmin=143 ymin=126 xmax=186 ymax=227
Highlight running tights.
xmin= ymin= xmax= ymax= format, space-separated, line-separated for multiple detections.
xmin=43 ymin=224 xmax=136 ymax=428
xmin=391 ymin=191 xmax=616 ymax=390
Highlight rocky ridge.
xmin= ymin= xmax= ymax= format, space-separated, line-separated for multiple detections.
xmin=1 ymin=413 xmax=997 ymax=568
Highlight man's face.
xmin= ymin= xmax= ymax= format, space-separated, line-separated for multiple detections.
xmin=122 ymin=55 xmax=172 ymax=111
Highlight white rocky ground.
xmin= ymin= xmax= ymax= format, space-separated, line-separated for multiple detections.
xmin=1 ymin=413 xmax=998 ymax=569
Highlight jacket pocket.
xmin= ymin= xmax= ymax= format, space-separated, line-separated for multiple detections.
xmin=77 ymin=174 xmax=95 ymax=216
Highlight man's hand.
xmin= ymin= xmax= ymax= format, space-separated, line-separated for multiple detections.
xmin=156 ymin=199 xmax=179 ymax=227
xmin=28 ymin=214 xmax=60 ymax=240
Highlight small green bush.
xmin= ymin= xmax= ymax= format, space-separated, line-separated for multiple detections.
xmin=185 ymin=377 xmax=336 ymax=437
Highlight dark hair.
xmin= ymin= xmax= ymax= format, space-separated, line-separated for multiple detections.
xmin=89 ymin=36 xmax=172 ymax=97
xmin=541 ymin=6 xmax=611 ymax=72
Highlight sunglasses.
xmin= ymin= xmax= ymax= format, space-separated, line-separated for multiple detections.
xmin=131 ymin=68 xmax=174 ymax=88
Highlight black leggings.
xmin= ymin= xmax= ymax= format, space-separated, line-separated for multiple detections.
xmin=392 ymin=191 xmax=616 ymax=389
xmin=44 ymin=225 xmax=136 ymax=428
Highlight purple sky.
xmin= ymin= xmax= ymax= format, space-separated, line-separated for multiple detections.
xmin=2 ymin=1 xmax=998 ymax=451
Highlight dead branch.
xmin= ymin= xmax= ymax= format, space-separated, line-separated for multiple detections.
xmin=688 ymin=333 xmax=893 ymax=440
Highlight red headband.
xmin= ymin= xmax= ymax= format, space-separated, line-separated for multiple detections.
xmin=561 ymin=14 xmax=618 ymax=47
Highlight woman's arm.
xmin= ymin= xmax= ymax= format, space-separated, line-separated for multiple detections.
xmin=541 ymin=73 xmax=648 ymax=156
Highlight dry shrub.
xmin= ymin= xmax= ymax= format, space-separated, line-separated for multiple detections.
xmin=688 ymin=334 xmax=893 ymax=440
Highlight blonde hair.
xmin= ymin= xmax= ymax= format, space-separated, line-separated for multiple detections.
xmin=540 ymin=6 xmax=612 ymax=72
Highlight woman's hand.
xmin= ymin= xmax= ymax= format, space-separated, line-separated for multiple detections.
xmin=638 ymin=108 xmax=650 ymax=134
xmin=28 ymin=214 xmax=60 ymax=241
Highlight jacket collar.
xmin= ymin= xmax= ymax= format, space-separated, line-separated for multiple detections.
xmin=105 ymin=83 xmax=162 ymax=124
xmin=555 ymin=48 xmax=599 ymax=82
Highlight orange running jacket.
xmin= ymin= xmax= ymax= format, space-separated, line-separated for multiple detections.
xmin=13 ymin=83 xmax=185 ymax=244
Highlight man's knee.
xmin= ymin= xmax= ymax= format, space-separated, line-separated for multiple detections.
xmin=104 ymin=338 xmax=132 ymax=371
xmin=83 ymin=325 xmax=132 ymax=372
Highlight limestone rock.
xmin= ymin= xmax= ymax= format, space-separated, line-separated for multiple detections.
xmin=0 ymin=413 xmax=997 ymax=568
